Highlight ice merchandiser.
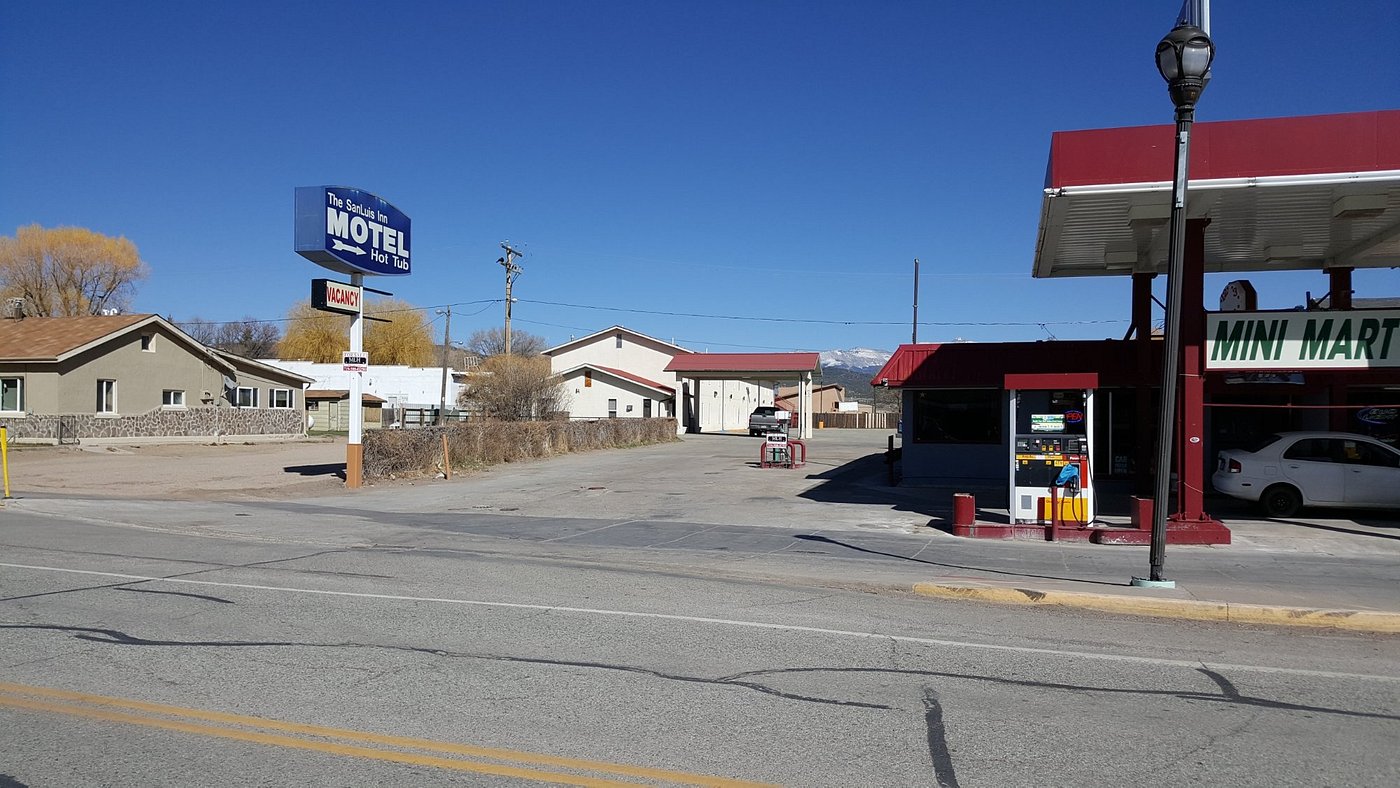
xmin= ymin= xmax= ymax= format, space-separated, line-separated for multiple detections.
xmin=1006 ymin=374 xmax=1098 ymax=527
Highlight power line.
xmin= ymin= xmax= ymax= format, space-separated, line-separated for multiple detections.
xmin=516 ymin=298 xmax=1126 ymax=327
xmin=172 ymin=299 xmax=503 ymax=327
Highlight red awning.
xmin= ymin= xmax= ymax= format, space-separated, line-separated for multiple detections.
xmin=665 ymin=352 xmax=820 ymax=379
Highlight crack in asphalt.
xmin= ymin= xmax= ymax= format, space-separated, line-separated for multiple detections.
xmin=0 ymin=549 xmax=391 ymax=604
xmin=113 ymin=587 xmax=235 ymax=604
xmin=715 ymin=666 xmax=1400 ymax=722
xmin=5 ymin=623 xmax=1390 ymax=724
xmin=0 ymin=623 xmax=889 ymax=710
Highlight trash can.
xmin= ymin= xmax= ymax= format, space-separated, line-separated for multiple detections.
xmin=953 ymin=493 xmax=976 ymax=527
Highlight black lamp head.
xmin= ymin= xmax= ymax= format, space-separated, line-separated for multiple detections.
xmin=1156 ymin=24 xmax=1214 ymax=109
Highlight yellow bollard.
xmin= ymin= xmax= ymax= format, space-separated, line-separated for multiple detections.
xmin=1 ymin=425 xmax=10 ymax=499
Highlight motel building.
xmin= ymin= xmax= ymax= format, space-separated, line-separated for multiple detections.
xmin=872 ymin=109 xmax=1400 ymax=542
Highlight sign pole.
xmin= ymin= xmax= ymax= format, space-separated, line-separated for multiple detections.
xmin=295 ymin=185 xmax=411 ymax=489
xmin=347 ymin=272 xmax=365 ymax=488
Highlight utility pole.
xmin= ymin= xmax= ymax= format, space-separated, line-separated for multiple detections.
xmin=435 ymin=306 xmax=451 ymax=425
xmin=499 ymin=242 xmax=524 ymax=355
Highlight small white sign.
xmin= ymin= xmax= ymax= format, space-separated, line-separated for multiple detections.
xmin=765 ymin=432 xmax=788 ymax=444
xmin=342 ymin=351 xmax=369 ymax=373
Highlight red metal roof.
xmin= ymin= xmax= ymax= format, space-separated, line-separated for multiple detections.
xmin=1036 ymin=109 xmax=1400 ymax=278
xmin=871 ymin=342 xmax=1154 ymax=389
xmin=1047 ymin=109 xmax=1400 ymax=188
xmin=593 ymin=365 xmax=675 ymax=394
xmin=665 ymin=352 xmax=820 ymax=374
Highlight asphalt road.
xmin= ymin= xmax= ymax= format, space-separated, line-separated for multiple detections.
xmin=2 ymin=509 xmax=1397 ymax=787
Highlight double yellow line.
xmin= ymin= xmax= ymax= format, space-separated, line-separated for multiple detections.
xmin=0 ymin=682 xmax=775 ymax=787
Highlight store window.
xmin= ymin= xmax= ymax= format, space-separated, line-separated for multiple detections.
xmin=911 ymin=389 xmax=1001 ymax=444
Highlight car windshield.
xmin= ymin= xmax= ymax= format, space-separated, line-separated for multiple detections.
xmin=1244 ymin=433 xmax=1285 ymax=453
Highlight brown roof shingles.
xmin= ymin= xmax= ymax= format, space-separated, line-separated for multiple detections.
xmin=0 ymin=314 xmax=152 ymax=361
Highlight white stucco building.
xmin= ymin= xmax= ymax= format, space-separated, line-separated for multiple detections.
xmin=259 ymin=360 xmax=462 ymax=412
xmin=543 ymin=326 xmax=773 ymax=432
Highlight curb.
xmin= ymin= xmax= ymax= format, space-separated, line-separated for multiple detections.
xmin=911 ymin=582 xmax=1400 ymax=634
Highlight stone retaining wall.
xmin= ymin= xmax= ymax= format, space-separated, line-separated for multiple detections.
xmin=0 ymin=407 xmax=306 ymax=444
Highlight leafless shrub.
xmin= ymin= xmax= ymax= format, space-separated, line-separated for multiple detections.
xmin=459 ymin=355 xmax=566 ymax=421
xmin=363 ymin=418 xmax=678 ymax=479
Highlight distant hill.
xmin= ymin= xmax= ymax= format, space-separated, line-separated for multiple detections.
xmin=815 ymin=348 xmax=894 ymax=407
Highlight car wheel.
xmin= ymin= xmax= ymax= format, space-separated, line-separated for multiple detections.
xmin=1259 ymin=484 xmax=1302 ymax=518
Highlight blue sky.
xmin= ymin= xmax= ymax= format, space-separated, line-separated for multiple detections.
xmin=3 ymin=1 xmax=1397 ymax=353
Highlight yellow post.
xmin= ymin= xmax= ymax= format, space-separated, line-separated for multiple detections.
xmin=1 ymin=426 xmax=11 ymax=499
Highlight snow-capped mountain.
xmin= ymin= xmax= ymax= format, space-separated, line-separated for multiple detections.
xmin=819 ymin=348 xmax=893 ymax=371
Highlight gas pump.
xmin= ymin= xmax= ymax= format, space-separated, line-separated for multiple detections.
xmin=1009 ymin=388 xmax=1095 ymax=526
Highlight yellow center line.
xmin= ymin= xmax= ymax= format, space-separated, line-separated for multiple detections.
xmin=0 ymin=682 xmax=776 ymax=788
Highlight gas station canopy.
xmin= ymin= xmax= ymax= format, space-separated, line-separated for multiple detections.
xmin=1035 ymin=109 xmax=1400 ymax=278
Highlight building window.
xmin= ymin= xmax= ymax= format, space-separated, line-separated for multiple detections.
xmin=235 ymin=386 xmax=259 ymax=408
xmin=911 ymin=389 xmax=1001 ymax=444
xmin=615 ymin=335 xmax=623 ymax=349
xmin=269 ymin=388 xmax=293 ymax=409
xmin=307 ymin=400 xmax=320 ymax=411
xmin=1 ymin=377 xmax=23 ymax=412
xmin=643 ymin=399 xmax=652 ymax=418
xmin=97 ymin=379 xmax=117 ymax=413
xmin=607 ymin=398 xmax=618 ymax=418
xmin=584 ymin=369 xmax=592 ymax=388
xmin=162 ymin=389 xmax=185 ymax=407
xmin=140 ymin=334 xmax=154 ymax=351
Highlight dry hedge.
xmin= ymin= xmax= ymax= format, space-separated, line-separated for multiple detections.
xmin=363 ymin=418 xmax=679 ymax=479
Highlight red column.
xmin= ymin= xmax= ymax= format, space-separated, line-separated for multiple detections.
xmin=1174 ymin=219 xmax=1213 ymax=523
xmin=1133 ymin=273 xmax=1156 ymax=496
xmin=1328 ymin=268 xmax=1354 ymax=431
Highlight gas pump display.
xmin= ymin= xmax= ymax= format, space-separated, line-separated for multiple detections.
xmin=1010 ymin=389 xmax=1094 ymax=525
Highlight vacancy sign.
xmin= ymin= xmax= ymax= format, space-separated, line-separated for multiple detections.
xmin=312 ymin=278 xmax=363 ymax=315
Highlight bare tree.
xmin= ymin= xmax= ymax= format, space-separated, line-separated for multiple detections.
xmin=458 ymin=355 xmax=566 ymax=420
xmin=176 ymin=317 xmax=282 ymax=358
xmin=466 ymin=326 xmax=547 ymax=357
xmin=218 ymin=319 xmax=281 ymax=358
xmin=0 ymin=224 xmax=148 ymax=315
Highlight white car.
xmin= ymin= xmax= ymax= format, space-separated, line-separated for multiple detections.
xmin=1212 ymin=431 xmax=1400 ymax=517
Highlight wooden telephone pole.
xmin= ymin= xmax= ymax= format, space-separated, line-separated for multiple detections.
xmin=499 ymin=242 xmax=524 ymax=355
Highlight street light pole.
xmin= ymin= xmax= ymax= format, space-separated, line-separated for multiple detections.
xmin=1135 ymin=23 xmax=1214 ymax=589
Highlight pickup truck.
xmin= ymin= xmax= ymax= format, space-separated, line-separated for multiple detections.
xmin=748 ymin=406 xmax=789 ymax=436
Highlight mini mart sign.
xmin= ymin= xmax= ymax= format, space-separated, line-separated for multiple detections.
xmin=1205 ymin=310 xmax=1400 ymax=370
